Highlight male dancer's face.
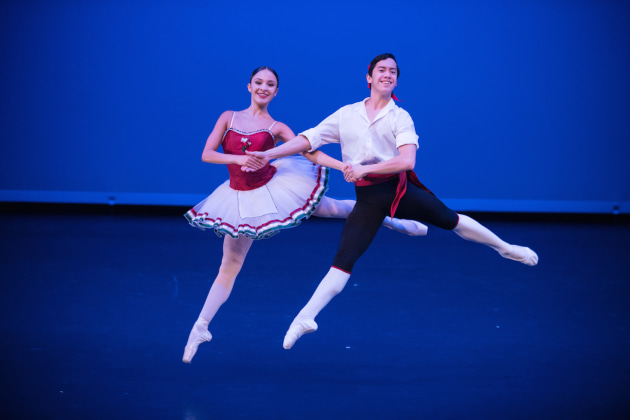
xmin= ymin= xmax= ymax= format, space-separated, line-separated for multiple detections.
xmin=367 ymin=58 xmax=398 ymax=94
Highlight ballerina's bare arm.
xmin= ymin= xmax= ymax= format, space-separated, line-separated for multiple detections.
xmin=245 ymin=131 xmax=310 ymax=164
xmin=201 ymin=111 xmax=267 ymax=170
xmin=300 ymin=150 xmax=345 ymax=172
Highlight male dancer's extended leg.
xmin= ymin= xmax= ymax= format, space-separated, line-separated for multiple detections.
xmin=283 ymin=197 xmax=387 ymax=349
xmin=394 ymin=185 xmax=538 ymax=266
xmin=453 ymin=214 xmax=538 ymax=266
xmin=314 ymin=196 xmax=428 ymax=236
xmin=183 ymin=235 xmax=253 ymax=363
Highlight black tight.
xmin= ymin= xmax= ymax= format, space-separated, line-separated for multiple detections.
xmin=332 ymin=179 xmax=459 ymax=273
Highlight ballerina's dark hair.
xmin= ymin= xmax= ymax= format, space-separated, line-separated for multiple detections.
xmin=249 ymin=66 xmax=279 ymax=87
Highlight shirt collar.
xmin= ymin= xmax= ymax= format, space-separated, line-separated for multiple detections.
xmin=359 ymin=97 xmax=396 ymax=123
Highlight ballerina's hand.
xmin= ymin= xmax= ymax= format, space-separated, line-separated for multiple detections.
xmin=343 ymin=163 xmax=361 ymax=183
xmin=241 ymin=152 xmax=269 ymax=172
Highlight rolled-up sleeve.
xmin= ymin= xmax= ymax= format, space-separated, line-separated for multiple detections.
xmin=299 ymin=109 xmax=342 ymax=152
xmin=394 ymin=109 xmax=419 ymax=149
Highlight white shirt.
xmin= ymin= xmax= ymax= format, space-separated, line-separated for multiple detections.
xmin=300 ymin=98 xmax=419 ymax=165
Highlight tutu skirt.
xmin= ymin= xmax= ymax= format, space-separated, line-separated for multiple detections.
xmin=185 ymin=156 xmax=329 ymax=240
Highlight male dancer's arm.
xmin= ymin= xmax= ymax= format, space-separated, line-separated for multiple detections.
xmin=343 ymin=144 xmax=417 ymax=181
xmin=246 ymin=134 xmax=345 ymax=172
xmin=245 ymin=109 xmax=342 ymax=170
xmin=245 ymin=120 xmax=344 ymax=171
xmin=243 ymin=135 xmax=311 ymax=168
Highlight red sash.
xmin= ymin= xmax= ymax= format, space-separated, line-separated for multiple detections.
xmin=355 ymin=171 xmax=433 ymax=218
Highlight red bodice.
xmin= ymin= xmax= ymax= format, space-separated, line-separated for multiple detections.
xmin=222 ymin=128 xmax=277 ymax=191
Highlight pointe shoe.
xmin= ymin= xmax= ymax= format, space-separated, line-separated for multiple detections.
xmin=383 ymin=217 xmax=428 ymax=237
xmin=283 ymin=318 xmax=317 ymax=350
xmin=182 ymin=320 xmax=212 ymax=364
xmin=499 ymin=245 xmax=539 ymax=266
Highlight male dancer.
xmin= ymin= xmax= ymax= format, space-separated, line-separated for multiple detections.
xmin=246 ymin=53 xmax=538 ymax=349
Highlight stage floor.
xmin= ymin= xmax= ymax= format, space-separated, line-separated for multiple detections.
xmin=1 ymin=207 xmax=629 ymax=419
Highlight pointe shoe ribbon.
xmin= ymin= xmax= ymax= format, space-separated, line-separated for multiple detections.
xmin=283 ymin=319 xmax=317 ymax=350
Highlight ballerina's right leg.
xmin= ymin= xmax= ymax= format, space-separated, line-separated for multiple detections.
xmin=182 ymin=235 xmax=253 ymax=363
xmin=314 ymin=196 xmax=428 ymax=236
xmin=312 ymin=197 xmax=354 ymax=218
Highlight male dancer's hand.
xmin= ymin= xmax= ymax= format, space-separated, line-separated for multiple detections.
xmin=343 ymin=163 xmax=362 ymax=183
xmin=241 ymin=151 xmax=269 ymax=172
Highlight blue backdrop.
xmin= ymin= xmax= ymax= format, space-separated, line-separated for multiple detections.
xmin=1 ymin=0 xmax=628 ymax=213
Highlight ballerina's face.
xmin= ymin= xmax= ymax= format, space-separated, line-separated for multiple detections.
xmin=248 ymin=69 xmax=278 ymax=106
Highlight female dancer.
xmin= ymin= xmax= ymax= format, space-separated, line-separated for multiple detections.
xmin=244 ymin=54 xmax=538 ymax=350
xmin=182 ymin=66 xmax=427 ymax=363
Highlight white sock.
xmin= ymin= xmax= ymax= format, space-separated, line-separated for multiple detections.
xmin=383 ymin=216 xmax=428 ymax=236
xmin=283 ymin=267 xmax=351 ymax=349
xmin=453 ymin=214 xmax=538 ymax=266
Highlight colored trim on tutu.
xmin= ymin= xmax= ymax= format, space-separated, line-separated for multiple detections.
xmin=184 ymin=163 xmax=329 ymax=240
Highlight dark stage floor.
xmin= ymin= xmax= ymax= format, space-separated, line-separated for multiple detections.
xmin=1 ymin=206 xmax=629 ymax=419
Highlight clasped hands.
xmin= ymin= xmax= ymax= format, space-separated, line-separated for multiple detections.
xmin=240 ymin=152 xmax=366 ymax=184
xmin=240 ymin=151 xmax=269 ymax=172
xmin=342 ymin=162 xmax=365 ymax=183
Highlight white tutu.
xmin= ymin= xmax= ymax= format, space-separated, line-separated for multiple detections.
xmin=185 ymin=156 xmax=329 ymax=240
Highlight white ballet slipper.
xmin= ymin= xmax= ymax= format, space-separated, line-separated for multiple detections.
xmin=283 ymin=318 xmax=318 ymax=349
xmin=499 ymin=245 xmax=539 ymax=266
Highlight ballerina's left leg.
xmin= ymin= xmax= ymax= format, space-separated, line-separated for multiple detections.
xmin=314 ymin=196 xmax=428 ymax=236
xmin=183 ymin=235 xmax=253 ymax=363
